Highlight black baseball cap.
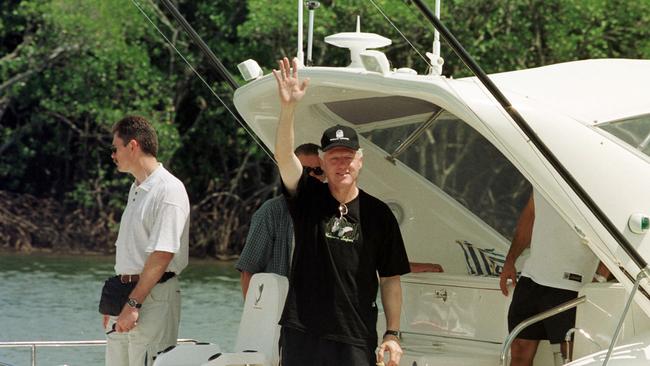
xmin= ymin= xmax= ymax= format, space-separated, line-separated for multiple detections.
xmin=320 ymin=124 xmax=360 ymax=152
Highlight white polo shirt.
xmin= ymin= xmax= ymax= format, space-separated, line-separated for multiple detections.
xmin=521 ymin=189 xmax=599 ymax=291
xmin=114 ymin=164 xmax=190 ymax=275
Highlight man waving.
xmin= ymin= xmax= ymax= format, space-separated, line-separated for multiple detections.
xmin=273 ymin=57 xmax=410 ymax=366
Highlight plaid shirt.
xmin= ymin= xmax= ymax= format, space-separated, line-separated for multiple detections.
xmin=236 ymin=196 xmax=293 ymax=276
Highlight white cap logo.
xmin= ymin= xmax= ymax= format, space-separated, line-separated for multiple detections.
xmin=331 ymin=129 xmax=349 ymax=141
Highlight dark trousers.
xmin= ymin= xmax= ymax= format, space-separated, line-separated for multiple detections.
xmin=280 ymin=327 xmax=376 ymax=366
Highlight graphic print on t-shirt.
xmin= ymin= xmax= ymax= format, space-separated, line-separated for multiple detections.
xmin=325 ymin=215 xmax=360 ymax=243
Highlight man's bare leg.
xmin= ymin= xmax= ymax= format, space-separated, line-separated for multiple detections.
xmin=510 ymin=338 xmax=540 ymax=366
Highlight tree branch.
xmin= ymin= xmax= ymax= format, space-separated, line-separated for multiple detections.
xmin=0 ymin=44 xmax=79 ymax=95
xmin=44 ymin=110 xmax=85 ymax=136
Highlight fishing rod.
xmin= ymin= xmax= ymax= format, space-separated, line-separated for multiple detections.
xmin=130 ymin=0 xmax=274 ymax=160
xmin=409 ymin=0 xmax=647 ymax=271
xmin=159 ymin=0 xmax=238 ymax=90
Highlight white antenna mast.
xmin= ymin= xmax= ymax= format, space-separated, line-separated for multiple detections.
xmin=297 ymin=0 xmax=305 ymax=66
xmin=427 ymin=0 xmax=444 ymax=75
xmin=306 ymin=1 xmax=320 ymax=66
xmin=433 ymin=0 xmax=441 ymax=61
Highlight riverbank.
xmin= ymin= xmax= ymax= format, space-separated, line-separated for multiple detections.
xmin=0 ymin=246 xmax=240 ymax=265
xmin=0 ymin=189 xmax=250 ymax=259
xmin=0 ymin=246 xmax=111 ymax=257
xmin=0 ymin=190 xmax=115 ymax=254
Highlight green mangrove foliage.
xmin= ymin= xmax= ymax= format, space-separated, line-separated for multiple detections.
xmin=1 ymin=0 xmax=649 ymax=256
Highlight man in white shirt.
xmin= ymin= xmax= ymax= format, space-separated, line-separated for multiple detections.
xmin=103 ymin=115 xmax=190 ymax=366
xmin=500 ymin=189 xmax=607 ymax=366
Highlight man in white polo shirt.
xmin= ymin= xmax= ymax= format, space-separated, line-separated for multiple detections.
xmin=103 ymin=115 xmax=190 ymax=366
xmin=499 ymin=189 xmax=608 ymax=365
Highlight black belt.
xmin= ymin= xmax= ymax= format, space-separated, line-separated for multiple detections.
xmin=119 ymin=271 xmax=176 ymax=284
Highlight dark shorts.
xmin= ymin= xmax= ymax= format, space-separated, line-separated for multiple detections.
xmin=280 ymin=327 xmax=375 ymax=366
xmin=507 ymin=276 xmax=578 ymax=344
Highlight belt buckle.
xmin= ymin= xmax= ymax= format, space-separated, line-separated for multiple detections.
xmin=120 ymin=274 xmax=133 ymax=284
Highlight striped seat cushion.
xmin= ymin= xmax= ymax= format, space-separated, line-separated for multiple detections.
xmin=456 ymin=240 xmax=506 ymax=277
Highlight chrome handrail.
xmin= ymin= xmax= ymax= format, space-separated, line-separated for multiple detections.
xmin=0 ymin=338 xmax=200 ymax=366
xmin=602 ymin=267 xmax=650 ymax=366
xmin=499 ymin=295 xmax=586 ymax=366
xmin=564 ymin=327 xmax=602 ymax=363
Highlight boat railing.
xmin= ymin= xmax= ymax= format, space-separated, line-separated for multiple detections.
xmin=0 ymin=338 xmax=200 ymax=366
xmin=500 ymin=295 xmax=586 ymax=366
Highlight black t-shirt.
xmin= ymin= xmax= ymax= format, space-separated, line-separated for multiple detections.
xmin=281 ymin=174 xmax=411 ymax=347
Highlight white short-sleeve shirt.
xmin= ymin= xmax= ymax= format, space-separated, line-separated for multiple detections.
xmin=521 ymin=189 xmax=598 ymax=291
xmin=114 ymin=164 xmax=190 ymax=275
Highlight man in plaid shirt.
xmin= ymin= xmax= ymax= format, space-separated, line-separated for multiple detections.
xmin=236 ymin=143 xmax=324 ymax=298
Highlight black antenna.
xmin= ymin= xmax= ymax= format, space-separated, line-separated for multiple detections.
xmin=410 ymin=0 xmax=647 ymax=270
xmin=159 ymin=0 xmax=239 ymax=90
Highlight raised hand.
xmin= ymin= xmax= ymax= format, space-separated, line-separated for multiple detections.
xmin=272 ymin=57 xmax=309 ymax=106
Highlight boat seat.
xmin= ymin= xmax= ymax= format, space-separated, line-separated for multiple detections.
xmin=152 ymin=343 xmax=222 ymax=366
xmin=153 ymin=273 xmax=289 ymax=366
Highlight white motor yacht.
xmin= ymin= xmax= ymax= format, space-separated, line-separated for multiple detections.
xmin=219 ymin=1 xmax=650 ymax=365
xmin=6 ymin=1 xmax=648 ymax=365
xmin=229 ymin=41 xmax=650 ymax=366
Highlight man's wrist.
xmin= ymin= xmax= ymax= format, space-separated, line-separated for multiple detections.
xmin=383 ymin=329 xmax=400 ymax=340
xmin=127 ymin=298 xmax=142 ymax=309
xmin=280 ymin=103 xmax=298 ymax=112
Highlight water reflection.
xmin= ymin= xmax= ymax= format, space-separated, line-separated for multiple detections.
xmin=0 ymin=253 xmax=243 ymax=365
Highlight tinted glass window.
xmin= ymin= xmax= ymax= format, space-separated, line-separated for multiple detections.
xmin=362 ymin=111 xmax=530 ymax=240
xmin=324 ymin=96 xmax=439 ymax=125
xmin=598 ymin=115 xmax=650 ymax=158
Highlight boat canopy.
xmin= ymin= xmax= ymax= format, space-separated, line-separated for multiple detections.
xmin=485 ymin=59 xmax=650 ymax=125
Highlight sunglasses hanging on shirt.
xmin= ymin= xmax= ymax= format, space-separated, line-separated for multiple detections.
xmin=331 ymin=203 xmax=352 ymax=238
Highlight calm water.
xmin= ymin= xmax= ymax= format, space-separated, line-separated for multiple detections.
xmin=0 ymin=253 xmax=243 ymax=365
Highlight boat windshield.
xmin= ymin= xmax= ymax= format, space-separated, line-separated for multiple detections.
xmin=324 ymin=96 xmax=438 ymax=125
xmin=336 ymin=100 xmax=531 ymax=241
xmin=597 ymin=114 xmax=650 ymax=158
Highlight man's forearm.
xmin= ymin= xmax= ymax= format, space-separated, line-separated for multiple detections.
xmin=505 ymin=196 xmax=535 ymax=263
xmin=129 ymin=251 xmax=174 ymax=304
xmin=505 ymin=238 xmax=528 ymax=264
xmin=380 ymin=276 xmax=403 ymax=331
xmin=275 ymin=105 xmax=302 ymax=193
xmin=240 ymin=271 xmax=253 ymax=299
xmin=275 ymin=106 xmax=296 ymax=159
